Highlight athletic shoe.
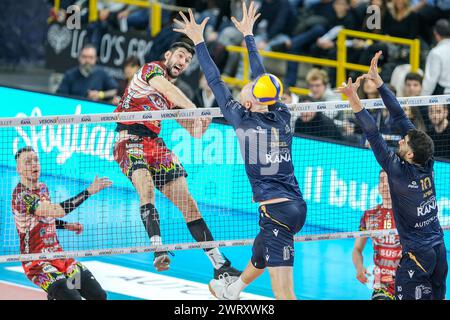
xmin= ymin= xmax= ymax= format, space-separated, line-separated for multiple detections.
xmin=153 ymin=251 xmax=171 ymax=271
xmin=214 ymin=257 xmax=241 ymax=279
xmin=209 ymin=273 xmax=240 ymax=300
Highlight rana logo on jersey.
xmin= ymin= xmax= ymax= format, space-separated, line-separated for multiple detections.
xmin=417 ymin=196 xmax=437 ymax=216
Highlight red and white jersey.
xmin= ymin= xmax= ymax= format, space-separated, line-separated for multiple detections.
xmin=359 ymin=205 xmax=402 ymax=294
xmin=114 ymin=61 xmax=175 ymax=135
xmin=11 ymin=182 xmax=64 ymax=256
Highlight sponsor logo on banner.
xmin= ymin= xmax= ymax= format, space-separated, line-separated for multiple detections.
xmin=335 ymin=103 xmax=348 ymax=109
xmin=317 ymin=104 xmax=326 ymax=110
xmin=429 ymin=97 xmax=438 ymax=104
xmin=39 ymin=118 xmax=58 ymax=125
xmin=161 ymin=113 xmax=177 ymax=119
xmin=81 ymin=116 xmax=91 ymax=122
xmin=119 ymin=114 xmax=135 ymax=121
xmin=101 ymin=115 xmax=118 ymax=122
xmin=143 ymin=114 xmax=153 ymax=119
xmin=0 ymin=120 xmax=13 ymax=126
xmin=373 ymin=101 xmax=383 ymax=107
xmin=201 ymin=111 xmax=211 ymax=116
xmin=20 ymin=119 xmax=31 ymax=125
xmin=58 ymin=117 xmax=74 ymax=124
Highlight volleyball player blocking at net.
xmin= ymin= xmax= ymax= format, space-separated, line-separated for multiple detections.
xmin=338 ymin=52 xmax=448 ymax=300
xmin=113 ymin=42 xmax=240 ymax=277
xmin=12 ymin=147 xmax=111 ymax=300
xmin=174 ymin=2 xmax=307 ymax=300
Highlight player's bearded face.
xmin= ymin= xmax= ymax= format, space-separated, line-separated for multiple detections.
xmin=165 ymin=48 xmax=192 ymax=78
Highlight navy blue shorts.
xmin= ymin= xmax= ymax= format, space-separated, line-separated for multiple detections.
xmin=395 ymin=243 xmax=448 ymax=300
xmin=251 ymin=199 xmax=307 ymax=268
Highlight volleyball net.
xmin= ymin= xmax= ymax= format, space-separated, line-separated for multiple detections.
xmin=1 ymin=90 xmax=450 ymax=263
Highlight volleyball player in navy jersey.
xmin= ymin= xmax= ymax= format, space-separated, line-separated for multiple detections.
xmin=338 ymin=51 xmax=447 ymax=300
xmin=173 ymin=2 xmax=307 ymax=300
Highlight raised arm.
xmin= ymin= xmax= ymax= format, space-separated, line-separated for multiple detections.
xmin=365 ymin=51 xmax=415 ymax=136
xmin=336 ymin=77 xmax=402 ymax=176
xmin=231 ymin=1 xmax=266 ymax=78
xmin=174 ymin=9 xmax=245 ymax=128
xmin=36 ymin=176 xmax=112 ymax=218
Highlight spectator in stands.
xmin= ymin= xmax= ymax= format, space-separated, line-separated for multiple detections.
xmin=427 ymin=104 xmax=450 ymax=159
xmin=192 ymin=74 xmax=218 ymax=108
xmin=403 ymin=72 xmax=423 ymax=96
xmin=294 ymin=96 xmax=343 ymax=141
xmin=422 ymin=19 xmax=450 ymax=95
xmin=383 ymin=0 xmax=419 ymax=40
xmin=112 ymin=56 xmax=141 ymax=105
xmin=57 ymin=44 xmax=118 ymax=102
xmin=306 ymin=68 xmax=340 ymax=102
xmin=306 ymin=68 xmax=340 ymax=119
xmin=402 ymin=72 xmax=429 ymax=129
xmin=88 ymin=1 xmax=127 ymax=48
xmin=306 ymin=0 xmax=358 ymax=85
xmin=415 ymin=0 xmax=450 ymax=44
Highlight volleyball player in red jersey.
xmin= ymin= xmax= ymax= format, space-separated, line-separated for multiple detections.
xmin=352 ymin=170 xmax=402 ymax=300
xmin=113 ymin=42 xmax=240 ymax=278
xmin=11 ymin=147 xmax=112 ymax=300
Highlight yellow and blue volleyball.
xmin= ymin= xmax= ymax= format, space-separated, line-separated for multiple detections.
xmin=252 ymin=73 xmax=283 ymax=105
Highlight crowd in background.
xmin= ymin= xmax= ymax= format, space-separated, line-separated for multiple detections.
xmin=5 ymin=0 xmax=450 ymax=158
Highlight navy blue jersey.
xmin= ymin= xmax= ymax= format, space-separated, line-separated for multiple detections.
xmin=195 ymin=36 xmax=302 ymax=202
xmin=355 ymin=84 xmax=444 ymax=252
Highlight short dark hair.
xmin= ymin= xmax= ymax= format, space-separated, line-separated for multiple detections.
xmin=169 ymin=42 xmax=195 ymax=56
xmin=434 ymin=19 xmax=450 ymax=38
xmin=404 ymin=72 xmax=423 ymax=84
xmin=15 ymin=146 xmax=35 ymax=161
xmin=124 ymin=56 xmax=140 ymax=68
xmin=407 ymin=129 xmax=434 ymax=165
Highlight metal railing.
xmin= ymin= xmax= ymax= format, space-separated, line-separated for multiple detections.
xmin=336 ymin=29 xmax=420 ymax=88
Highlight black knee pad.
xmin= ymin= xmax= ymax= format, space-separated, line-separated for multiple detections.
xmin=47 ymin=279 xmax=82 ymax=300
xmin=79 ymin=268 xmax=107 ymax=300
xmin=251 ymin=233 xmax=266 ymax=269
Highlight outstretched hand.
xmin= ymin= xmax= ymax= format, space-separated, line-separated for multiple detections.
xmin=231 ymin=1 xmax=261 ymax=36
xmin=336 ymin=76 xmax=364 ymax=113
xmin=173 ymin=9 xmax=209 ymax=45
xmin=364 ymin=50 xmax=384 ymax=88
xmin=87 ymin=176 xmax=113 ymax=195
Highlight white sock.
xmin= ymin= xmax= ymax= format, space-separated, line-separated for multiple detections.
xmin=228 ymin=277 xmax=248 ymax=295
xmin=205 ymin=248 xmax=226 ymax=269
xmin=150 ymin=235 xmax=162 ymax=246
